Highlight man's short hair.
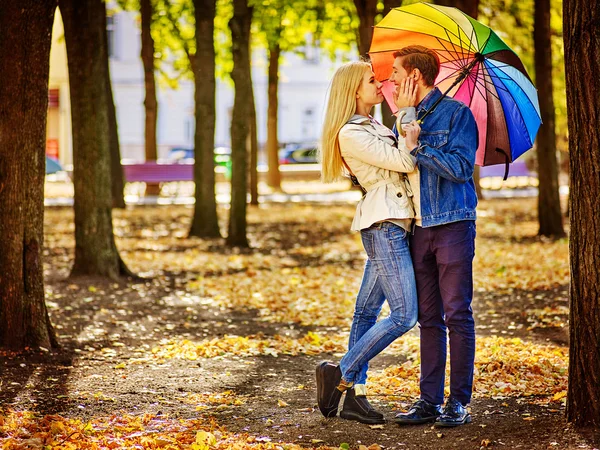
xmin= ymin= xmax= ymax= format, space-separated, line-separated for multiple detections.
xmin=393 ymin=46 xmax=440 ymax=87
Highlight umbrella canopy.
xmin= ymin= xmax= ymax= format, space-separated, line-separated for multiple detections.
xmin=45 ymin=156 xmax=63 ymax=175
xmin=369 ymin=2 xmax=541 ymax=168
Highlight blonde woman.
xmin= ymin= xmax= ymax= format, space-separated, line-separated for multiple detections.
xmin=316 ymin=61 xmax=421 ymax=424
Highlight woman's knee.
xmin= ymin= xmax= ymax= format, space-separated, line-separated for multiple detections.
xmin=352 ymin=308 xmax=379 ymax=325
xmin=389 ymin=309 xmax=418 ymax=333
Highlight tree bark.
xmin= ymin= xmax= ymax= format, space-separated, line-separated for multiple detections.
xmin=534 ymin=0 xmax=564 ymax=237
xmin=435 ymin=0 xmax=479 ymax=17
xmin=353 ymin=0 xmax=378 ymax=57
xmin=141 ymin=0 xmax=161 ymax=196
xmin=60 ymin=0 xmax=132 ymax=279
xmin=0 ymin=0 xmax=58 ymax=350
xmin=104 ymin=10 xmax=126 ymax=208
xmin=564 ymin=0 xmax=600 ymax=429
xmin=227 ymin=0 xmax=253 ymax=247
xmin=249 ymin=86 xmax=259 ymax=206
xmin=189 ymin=0 xmax=221 ymax=238
xmin=266 ymin=44 xmax=282 ymax=189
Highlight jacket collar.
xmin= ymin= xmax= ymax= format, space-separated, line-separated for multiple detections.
xmin=347 ymin=114 xmax=371 ymax=125
xmin=417 ymin=87 xmax=442 ymax=115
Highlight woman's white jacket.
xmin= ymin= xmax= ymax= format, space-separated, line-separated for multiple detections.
xmin=338 ymin=113 xmax=416 ymax=231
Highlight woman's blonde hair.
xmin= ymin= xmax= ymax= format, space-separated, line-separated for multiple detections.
xmin=319 ymin=61 xmax=371 ymax=183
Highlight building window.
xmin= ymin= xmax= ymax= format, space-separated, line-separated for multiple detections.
xmin=107 ymin=15 xmax=117 ymax=59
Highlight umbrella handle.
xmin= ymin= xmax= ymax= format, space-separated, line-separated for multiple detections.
xmin=495 ymin=148 xmax=510 ymax=181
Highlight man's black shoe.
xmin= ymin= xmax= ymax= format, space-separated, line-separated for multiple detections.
xmin=435 ymin=397 xmax=471 ymax=427
xmin=340 ymin=388 xmax=385 ymax=424
xmin=316 ymin=362 xmax=343 ymax=418
xmin=394 ymin=399 xmax=442 ymax=425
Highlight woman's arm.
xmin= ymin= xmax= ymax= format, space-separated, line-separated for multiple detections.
xmin=339 ymin=125 xmax=416 ymax=173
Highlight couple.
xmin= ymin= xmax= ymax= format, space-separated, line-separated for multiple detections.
xmin=317 ymin=46 xmax=478 ymax=428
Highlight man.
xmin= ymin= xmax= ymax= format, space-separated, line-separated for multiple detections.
xmin=389 ymin=45 xmax=478 ymax=428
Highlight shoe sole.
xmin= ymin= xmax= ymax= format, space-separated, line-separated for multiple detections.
xmin=340 ymin=410 xmax=386 ymax=425
xmin=434 ymin=414 xmax=472 ymax=428
xmin=394 ymin=416 xmax=439 ymax=425
xmin=316 ymin=362 xmax=338 ymax=418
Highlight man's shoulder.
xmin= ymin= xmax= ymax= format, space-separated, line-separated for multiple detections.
xmin=440 ymin=95 xmax=469 ymax=112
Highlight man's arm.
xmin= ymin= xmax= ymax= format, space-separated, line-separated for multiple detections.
xmin=411 ymin=106 xmax=478 ymax=183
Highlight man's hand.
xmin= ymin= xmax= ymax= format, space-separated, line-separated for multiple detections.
xmin=393 ymin=78 xmax=418 ymax=110
xmin=402 ymin=120 xmax=421 ymax=151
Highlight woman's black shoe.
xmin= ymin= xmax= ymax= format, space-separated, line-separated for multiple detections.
xmin=316 ymin=362 xmax=343 ymax=417
xmin=394 ymin=399 xmax=442 ymax=425
xmin=340 ymin=387 xmax=386 ymax=424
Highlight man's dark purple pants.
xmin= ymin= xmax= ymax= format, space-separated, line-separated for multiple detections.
xmin=409 ymin=220 xmax=476 ymax=406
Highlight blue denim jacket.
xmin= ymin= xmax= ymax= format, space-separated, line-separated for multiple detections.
xmin=405 ymin=88 xmax=479 ymax=227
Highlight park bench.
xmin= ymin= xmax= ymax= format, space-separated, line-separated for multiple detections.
xmin=479 ymin=161 xmax=537 ymax=190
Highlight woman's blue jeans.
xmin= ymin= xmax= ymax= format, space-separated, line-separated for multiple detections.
xmin=339 ymin=222 xmax=418 ymax=385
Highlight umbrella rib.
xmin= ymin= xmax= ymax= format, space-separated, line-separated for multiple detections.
xmin=443 ymin=28 xmax=468 ymax=63
xmin=434 ymin=36 xmax=466 ymax=70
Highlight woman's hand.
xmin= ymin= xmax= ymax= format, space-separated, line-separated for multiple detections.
xmin=393 ymin=78 xmax=418 ymax=110
xmin=402 ymin=120 xmax=421 ymax=151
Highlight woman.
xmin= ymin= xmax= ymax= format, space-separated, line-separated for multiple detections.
xmin=316 ymin=61 xmax=421 ymax=424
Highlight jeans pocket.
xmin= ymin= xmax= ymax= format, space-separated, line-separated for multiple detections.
xmin=361 ymin=230 xmax=376 ymax=259
xmin=389 ymin=226 xmax=408 ymax=241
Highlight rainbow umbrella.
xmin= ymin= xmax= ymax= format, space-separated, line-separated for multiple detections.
xmin=369 ymin=2 xmax=541 ymax=172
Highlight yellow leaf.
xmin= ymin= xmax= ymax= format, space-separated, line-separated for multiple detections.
xmin=277 ymin=399 xmax=289 ymax=407
xmin=552 ymin=390 xmax=567 ymax=401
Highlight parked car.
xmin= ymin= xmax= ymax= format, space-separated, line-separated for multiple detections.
xmin=278 ymin=143 xmax=318 ymax=164
xmin=168 ymin=146 xmax=232 ymax=179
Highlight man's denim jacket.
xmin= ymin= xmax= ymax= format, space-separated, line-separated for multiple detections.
xmin=401 ymin=87 xmax=479 ymax=227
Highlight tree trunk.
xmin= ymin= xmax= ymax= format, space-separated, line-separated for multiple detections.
xmin=60 ymin=0 xmax=131 ymax=279
xmin=353 ymin=0 xmax=378 ymax=57
xmin=534 ymin=0 xmax=564 ymax=237
xmin=189 ymin=0 xmax=221 ymax=238
xmin=564 ymin=0 xmax=600 ymax=429
xmin=141 ymin=0 xmax=161 ymax=196
xmin=249 ymin=87 xmax=259 ymax=206
xmin=266 ymin=44 xmax=282 ymax=189
xmin=227 ymin=0 xmax=252 ymax=247
xmin=435 ymin=0 xmax=479 ymax=17
xmin=0 ymin=0 xmax=58 ymax=350
xmin=104 ymin=10 xmax=126 ymax=209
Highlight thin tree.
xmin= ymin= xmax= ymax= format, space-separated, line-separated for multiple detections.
xmin=0 ymin=0 xmax=59 ymax=349
xmin=266 ymin=40 xmax=282 ymax=189
xmin=436 ymin=0 xmax=478 ymax=15
xmin=60 ymin=0 xmax=133 ymax=279
xmin=105 ymin=11 xmax=127 ymax=209
xmin=564 ymin=0 xmax=600 ymax=429
xmin=534 ymin=0 xmax=564 ymax=237
xmin=353 ymin=0 xmax=377 ymax=57
xmin=227 ymin=0 xmax=253 ymax=247
xmin=141 ymin=0 xmax=161 ymax=196
xmin=160 ymin=0 xmax=222 ymax=238
xmin=248 ymin=89 xmax=259 ymax=206
xmin=191 ymin=0 xmax=222 ymax=237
